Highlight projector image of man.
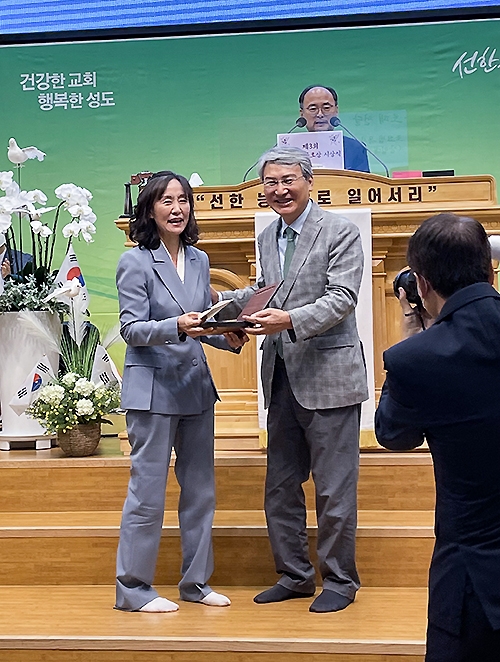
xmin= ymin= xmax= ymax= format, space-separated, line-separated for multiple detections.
xmin=298 ymin=85 xmax=370 ymax=173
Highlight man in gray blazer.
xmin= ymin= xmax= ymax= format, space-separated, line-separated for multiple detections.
xmin=219 ymin=146 xmax=368 ymax=612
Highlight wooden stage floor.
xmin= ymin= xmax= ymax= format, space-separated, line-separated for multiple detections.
xmin=0 ymin=585 xmax=426 ymax=657
xmin=0 ymin=438 xmax=432 ymax=661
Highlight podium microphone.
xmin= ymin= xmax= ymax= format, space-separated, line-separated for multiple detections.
xmin=330 ymin=116 xmax=390 ymax=177
xmin=242 ymin=118 xmax=307 ymax=182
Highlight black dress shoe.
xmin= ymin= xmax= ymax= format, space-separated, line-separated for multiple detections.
xmin=309 ymin=589 xmax=354 ymax=613
xmin=254 ymin=584 xmax=315 ymax=604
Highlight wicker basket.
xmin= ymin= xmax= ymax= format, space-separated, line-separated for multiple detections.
xmin=57 ymin=422 xmax=101 ymax=457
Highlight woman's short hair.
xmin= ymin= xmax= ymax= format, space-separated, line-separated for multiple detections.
xmin=129 ymin=171 xmax=199 ymax=249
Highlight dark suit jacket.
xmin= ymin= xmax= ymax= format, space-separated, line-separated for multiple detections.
xmin=1 ymin=248 xmax=32 ymax=275
xmin=344 ymin=135 xmax=369 ymax=173
xmin=375 ymin=282 xmax=500 ymax=635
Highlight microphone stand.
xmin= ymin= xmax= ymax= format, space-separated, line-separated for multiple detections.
xmin=242 ymin=119 xmax=306 ymax=182
xmin=330 ymin=117 xmax=390 ymax=177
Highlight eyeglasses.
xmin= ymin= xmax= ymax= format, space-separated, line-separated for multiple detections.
xmin=304 ymin=103 xmax=336 ymax=115
xmin=263 ymin=175 xmax=306 ymax=190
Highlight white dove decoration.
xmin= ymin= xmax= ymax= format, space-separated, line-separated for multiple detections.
xmin=188 ymin=172 xmax=204 ymax=186
xmin=7 ymin=138 xmax=46 ymax=165
xmin=44 ymin=277 xmax=82 ymax=302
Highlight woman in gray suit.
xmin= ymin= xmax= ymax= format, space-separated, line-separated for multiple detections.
xmin=115 ymin=171 xmax=246 ymax=613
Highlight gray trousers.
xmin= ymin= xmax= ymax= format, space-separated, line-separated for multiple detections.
xmin=115 ymin=408 xmax=216 ymax=611
xmin=266 ymin=357 xmax=361 ymax=598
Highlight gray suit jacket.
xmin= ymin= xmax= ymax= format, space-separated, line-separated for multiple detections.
xmin=117 ymin=244 xmax=232 ymax=416
xmin=221 ymin=202 xmax=368 ymax=410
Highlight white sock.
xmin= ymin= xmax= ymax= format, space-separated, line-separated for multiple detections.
xmin=139 ymin=597 xmax=179 ymax=612
xmin=200 ymin=591 xmax=231 ymax=607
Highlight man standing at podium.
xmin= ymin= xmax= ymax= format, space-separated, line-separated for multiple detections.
xmin=376 ymin=214 xmax=500 ymax=660
xmin=298 ymin=85 xmax=370 ymax=173
xmin=217 ymin=145 xmax=368 ymax=612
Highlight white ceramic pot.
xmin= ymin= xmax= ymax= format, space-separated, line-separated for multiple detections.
xmin=0 ymin=311 xmax=61 ymax=448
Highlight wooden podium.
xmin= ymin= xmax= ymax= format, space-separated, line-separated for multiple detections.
xmin=115 ymin=170 xmax=499 ymax=451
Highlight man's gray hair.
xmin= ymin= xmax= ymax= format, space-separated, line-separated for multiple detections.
xmin=257 ymin=146 xmax=313 ymax=181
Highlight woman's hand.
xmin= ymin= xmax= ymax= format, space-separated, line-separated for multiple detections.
xmin=223 ymin=330 xmax=249 ymax=348
xmin=177 ymin=312 xmax=207 ymax=338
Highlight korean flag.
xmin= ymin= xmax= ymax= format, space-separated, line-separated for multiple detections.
xmin=54 ymin=245 xmax=89 ymax=306
xmin=9 ymin=355 xmax=55 ymax=415
xmin=91 ymin=345 xmax=122 ymax=387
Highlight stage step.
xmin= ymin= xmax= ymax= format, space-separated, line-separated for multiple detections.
xmin=0 ymin=440 xmax=435 ymax=512
xmin=0 ymin=509 xmax=433 ymax=587
xmin=0 ymin=585 xmax=426 ymax=661
xmin=0 ymin=442 xmax=431 ymax=658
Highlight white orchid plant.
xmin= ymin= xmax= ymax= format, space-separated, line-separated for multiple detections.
xmin=0 ymin=139 xmax=97 ymax=312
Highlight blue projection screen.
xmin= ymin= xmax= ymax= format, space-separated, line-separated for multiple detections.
xmin=1 ymin=0 xmax=499 ymax=36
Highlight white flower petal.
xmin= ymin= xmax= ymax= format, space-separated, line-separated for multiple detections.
xmin=0 ymin=171 xmax=14 ymax=191
xmin=30 ymin=189 xmax=48 ymax=204
xmin=80 ymin=210 xmax=97 ymax=224
xmin=0 ymin=197 xmax=15 ymax=214
xmin=81 ymin=231 xmax=94 ymax=243
xmin=55 ymin=183 xmax=77 ymax=201
xmin=80 ymin=187 xmax=92 ymax=201
xmin=5 ymin=181 xmax=20 ymax=197
xmin=30 ymin=205 xmax=56 ymax=221
xmin=39 ymin=225 xmax=53 ymax=237
xmin=79 ymin=220 xmax=96 ymax=234
xmin=0 ymin=214 xmax=12 ymax=232
xmin=62 ymin=221 xmax=81 ymax=238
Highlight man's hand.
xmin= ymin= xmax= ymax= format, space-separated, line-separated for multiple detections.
xmin=1 ymin=259 xmax=11 ymax=279
xmin=177 ymin=312 xmax=207 ymax=338
xmin=223 ymin=330 xmax=249 ymax=348
xmin=209 ymin=285 xmax=219 ymax=305
xmin=398 ymin=288 xmax=433 ymax=339
xmin=243 ymin=308 xmax=292 ymax=335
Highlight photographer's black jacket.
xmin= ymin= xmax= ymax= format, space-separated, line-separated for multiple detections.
xmin=376 ymin=282 xmax=500 ymax=635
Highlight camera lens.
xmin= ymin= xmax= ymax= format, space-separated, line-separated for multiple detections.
xmin=393 ymin=268 xmax=422 ymax=308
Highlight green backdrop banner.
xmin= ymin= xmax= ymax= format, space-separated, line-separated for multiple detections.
xmin=1 ymin=19 xmax=499 ymax=330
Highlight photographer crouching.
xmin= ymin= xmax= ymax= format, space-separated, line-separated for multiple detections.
xmin=375 ymin=213 xmax=500 ymax=661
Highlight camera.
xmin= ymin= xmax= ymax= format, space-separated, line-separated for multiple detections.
xmin=393 ymin=268 xmax=423 ymax=309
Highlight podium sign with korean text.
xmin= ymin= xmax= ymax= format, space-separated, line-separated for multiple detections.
xmin=277 ymin=131 xmax=344 ymax=169
xmin=191 ymin=171 xmax=496 ymax=216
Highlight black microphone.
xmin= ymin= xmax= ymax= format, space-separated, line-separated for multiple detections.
xmin=330 ymin=116 xmax=390 ymax=177
xmin=242 ymin=118 xmax=307 ymax=182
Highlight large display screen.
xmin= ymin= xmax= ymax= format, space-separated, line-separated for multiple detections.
xmin=2 ymin=15 xmax=500 ymax=336
xmin=1 ymin=0 xmax=499 ymax=36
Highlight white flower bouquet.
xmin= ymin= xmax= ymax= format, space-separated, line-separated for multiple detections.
xmin=26 ymin=372 xmax=121 ymax=435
